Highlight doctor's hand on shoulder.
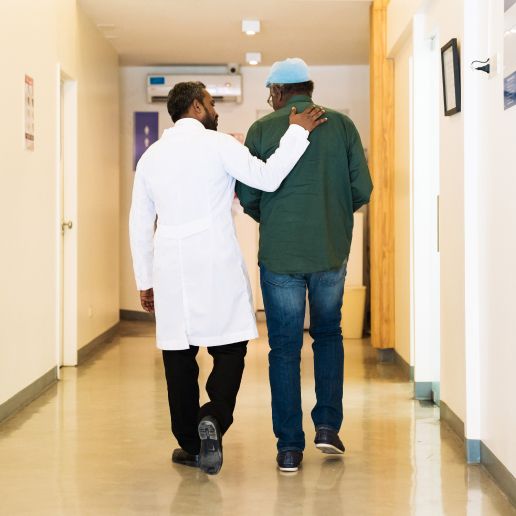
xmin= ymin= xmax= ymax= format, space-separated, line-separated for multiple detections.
xmin=289 ymin=105 xmax=327 ymax=132
xmin=140 ymin=288 xmax=154 ymax=313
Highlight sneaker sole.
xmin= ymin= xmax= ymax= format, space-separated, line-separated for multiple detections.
xmin=315 ymin=443 xmax=345 ymax=455
xmin=198 ymin=420 xmax=223 ymax=475
xmin=278 ymin=466 xmax=299 ymax=472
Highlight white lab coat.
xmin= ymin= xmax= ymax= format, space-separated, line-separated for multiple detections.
xmin=129 ymin=118 xmax=310 ymax=350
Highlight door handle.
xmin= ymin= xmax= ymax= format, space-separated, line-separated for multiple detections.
xmin=61 ymin=221 xmax=73 ymax=232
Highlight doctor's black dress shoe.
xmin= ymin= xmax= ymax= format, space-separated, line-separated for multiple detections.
xmin=314 ymin=426 xmax=345 ymax=454
xmin=171 ymin=448 xmax=200 ymax=468
xmin=198 ymin=416 xmax=223 ymax=475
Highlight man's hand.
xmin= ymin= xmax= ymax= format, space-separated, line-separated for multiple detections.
xmin=140 ymin=288 xmax=155 ymax=313
xmin=289 ymin=105 xmax=327 ymax=132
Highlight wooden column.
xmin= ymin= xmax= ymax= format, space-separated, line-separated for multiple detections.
xmin=369 ymin=0 xmax=395 ymax=350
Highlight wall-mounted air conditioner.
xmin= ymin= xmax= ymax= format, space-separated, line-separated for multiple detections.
xmin=147 ymin=73 xmax=243 ymax=104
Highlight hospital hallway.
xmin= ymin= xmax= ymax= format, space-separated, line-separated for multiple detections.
xmin=0 ymin=321 xmax=513 ymax=516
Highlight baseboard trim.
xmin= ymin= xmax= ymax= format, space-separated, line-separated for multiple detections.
xmin=414 ymin=381 xmax=433 ymax=400
xmin=481 ymin=441 xmax=516 ymax=507
xmin=120 ymin=309 xmax=155 ymax=322
xmin=0 ymin=367 xmax=58 ymax=425
xmin=78 ymin=322 xmax=120 ymax=365
xmin=440 ymin=400 xmax=466 ymax=440
xmin=393 ymin=350 xmax=411 ymax=380
xmin=376 ymin=348 xmax=394 ymax=362
xmin=467 ymin=439 xmax=481 ymax=464
xmin=440 ymin=397 xmax=516 ymax=503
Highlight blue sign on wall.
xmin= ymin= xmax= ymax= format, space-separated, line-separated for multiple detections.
xmin=505 ymin=0 xmax=516 ymax=110
xmin=134 ymin=112 xmax=159 ymax=170
xmin=505 ymin=71 xmax=516 ymax=111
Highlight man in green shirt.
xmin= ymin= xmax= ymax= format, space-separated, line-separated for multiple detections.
xmin=236 ymin=58 xmax=373 ymax=472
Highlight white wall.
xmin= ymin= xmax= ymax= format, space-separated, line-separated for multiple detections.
xmin=389 ymin=0 xmax=516 ymax=477
xmin=476 ymin=0 xmax=516 ymax=476
xmin=0 ymin=0 xmax=119 ymax=405
xmin=120 ymin=65 xmax=370 ymax=312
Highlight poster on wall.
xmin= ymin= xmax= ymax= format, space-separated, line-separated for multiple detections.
xmin=134 ymin=112 xmax=159 ymax=170
xmin=24 ymin=75 xmax=34 ymax=151
xmin=505 ymin=0 xmax=516 ymax=110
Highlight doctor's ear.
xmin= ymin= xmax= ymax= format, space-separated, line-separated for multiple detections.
xmin=192 ymin=99 xmax=203 ymax=114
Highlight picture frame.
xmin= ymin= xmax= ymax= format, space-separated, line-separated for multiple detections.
xmin=441 ymin=38 xmax=461 ymax=116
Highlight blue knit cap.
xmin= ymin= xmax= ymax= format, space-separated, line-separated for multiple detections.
xmin=265 ymin=58 xmax=311 ymax=87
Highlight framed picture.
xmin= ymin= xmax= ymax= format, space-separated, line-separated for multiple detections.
xmin=441 ymin=38 xmax=461 ymax=116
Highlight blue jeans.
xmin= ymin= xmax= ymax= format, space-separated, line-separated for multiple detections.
xmin=260 ymin=262 xmax=346 ymax=452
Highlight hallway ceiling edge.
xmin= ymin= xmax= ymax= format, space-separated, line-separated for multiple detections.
xmin=78 ymin=0 xmax=372 ymax=66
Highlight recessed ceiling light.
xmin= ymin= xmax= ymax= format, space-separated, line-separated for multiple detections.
xmin=242 ymin=20 xmax=260 ymax=36
xmin=246 ymin=52 xmax=262 ymax=65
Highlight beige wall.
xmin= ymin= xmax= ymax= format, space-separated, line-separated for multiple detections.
xmin=393 ymin=36 xmax=413 ymax=366
xmin=120 ymin=65 xmax=371 ymax=312
xmin=425 ymin=0 xmax=466 ymax=423
xmin=0 ymin=0 xmax=60 ymax=404
xmin=387 ymin=0 xmax=419 ymax=56
xmin=0 ymin=1 xmax=119 ymax=405
xmin=388 ymin=0 xmax=466 ymax=421
xmin=76 ymin=9 xmax=120 ymax=349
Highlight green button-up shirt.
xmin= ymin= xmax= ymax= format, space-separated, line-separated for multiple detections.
xmin=236 ymin=95 xmax=373 ymax=274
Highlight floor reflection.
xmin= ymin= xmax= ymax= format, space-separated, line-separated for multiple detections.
xmin=0 ymin=321 xmax=514 ymax=515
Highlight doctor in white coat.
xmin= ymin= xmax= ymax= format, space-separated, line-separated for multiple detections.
xmin=129 ymin=81 xmax=326 ymax=475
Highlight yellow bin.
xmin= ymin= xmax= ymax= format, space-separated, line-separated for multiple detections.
xmin=341 ymin=286 xmax=366 ymax=339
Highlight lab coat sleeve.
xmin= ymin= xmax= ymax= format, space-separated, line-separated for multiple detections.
xmin=218 ymin=124 xmax=310 ymax=193
xmin=235 ymin=123 xmax=264 ymax=222
xmin=129 ymin=161 xmax=156 ymax=291
xmin=345 ymin=119 xmax=373 ymax=212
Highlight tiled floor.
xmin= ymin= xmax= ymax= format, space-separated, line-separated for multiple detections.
xmin=0 ymin=320 xmax=514 ymax=515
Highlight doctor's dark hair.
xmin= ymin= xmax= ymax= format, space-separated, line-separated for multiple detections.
xmin=167 ymin=81 xmax=207 ymax=123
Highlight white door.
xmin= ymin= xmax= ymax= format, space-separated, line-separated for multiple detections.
xmin=412 ymin=17 xmax=441 ymax=399
xmin=57 ymin=72 xmax=78 ymax=368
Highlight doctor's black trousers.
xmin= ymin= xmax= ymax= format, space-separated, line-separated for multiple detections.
xmin=162 ymin=340 xmax=248 ymax=455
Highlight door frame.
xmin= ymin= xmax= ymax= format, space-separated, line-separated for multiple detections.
xmin=55 ymin=65 xmax=78 ymax=372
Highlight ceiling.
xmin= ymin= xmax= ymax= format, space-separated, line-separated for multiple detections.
xmin=77 ymin=0 xmax=372 ymax=66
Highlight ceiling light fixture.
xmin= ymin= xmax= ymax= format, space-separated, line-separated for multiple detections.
xmin=246 ymin=52 xmax=262 ymax=65
xmin=242 ymin=20 xmax=261 ymax=36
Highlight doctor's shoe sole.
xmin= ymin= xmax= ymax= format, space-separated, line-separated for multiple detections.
xmin=198 ymin=416 xmax=223 ymax=475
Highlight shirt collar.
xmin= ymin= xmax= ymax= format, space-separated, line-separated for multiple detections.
xmin=285 ymin=95 xmax=313 ymax=106
xmin=172 ymin=118 xmax=206 ymax=131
